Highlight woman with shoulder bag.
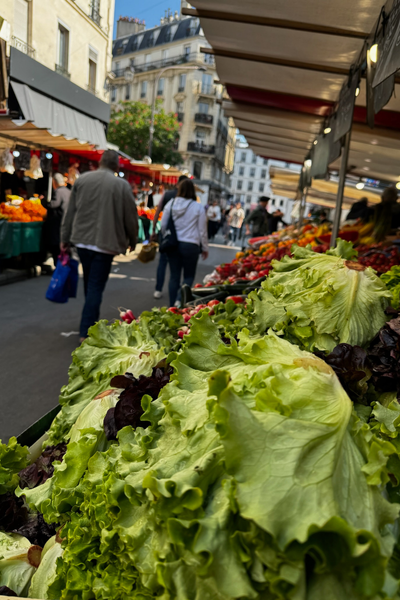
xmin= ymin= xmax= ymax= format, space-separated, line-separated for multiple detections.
xmin=160 ymin=179 xmax=208 ymax=306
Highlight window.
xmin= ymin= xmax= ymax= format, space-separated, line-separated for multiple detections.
xmin=261 ymin=169 xmax=267 ymax=179
xmin=280 ymin=199 xmax=284 ymax=207
xmin=252 ymin=155 xmax=257 ymax=164
xmin=246 ymin=195 xmax=252 ymax=204
xmin=14 ymin=0 xmax=29 ymax=44
xmin=196 ymin=130 xmax=206 ymax=140
xmin=141 ymin=80 xmax=147 ymax=98
xmin=237 ymin=180 xmax=243 ymax=190
xmin=202 ymin=73 xmax=213 ymax=94
xmin=111 ymin=86 xmax=116 ymax=102
xmin=178 ymin=73 xmax=186 ymax=92
xmin=248 ymin=181 xmax=253 ymax=191
xmin=162 ymin=49 xmax=168 ymax=64
xmin=176 ymin=101 xmax=183 ymax=113
xmin=88 ymin=47 xmax=98 ymax=94
xmin=198 ymin=102 xmax=209 ymax=114
xmin=157 ymin=77 xmax=165 ymax=96
xmin=125 ymin=84 xmax=130 ymax=100
xmin=239 ymin=166 xmax=244 ymax=176
xmin=263 ymin=159 xmax=268 ymax=165
xmin=193 ymin=161 xmax=202 ymax=179
xmin=145 ymin=54 xmax=150 ymax=65
xmin=241 ymin=152 xmax=246 ymax=162
xmin=184 ymin=45 xmax=191 ymax=60
xmin=250 ymin=167 xmax=256 ymax=178
xmin=90 ymin=0 xmax=101 ymax=26
xmin=271 ymin=198 xmax=275 ymax=205
xmin=204 ymin=53 xmax=214 ymax=65
xmin=57 ymin=23 xmax=70 ymax=76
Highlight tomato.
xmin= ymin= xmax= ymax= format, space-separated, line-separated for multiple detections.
xmin=226 ymin=296 xmax=246 ymax=304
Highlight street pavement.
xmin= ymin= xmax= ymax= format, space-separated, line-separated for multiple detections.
xmin=0 ymin=239 xmax=239 ymax=442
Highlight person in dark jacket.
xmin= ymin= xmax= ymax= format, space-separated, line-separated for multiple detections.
xmin=151 ymin=175 xmax=188 ymax=299
xmin=244 ymin=196 xmax=270 ymax=237
xmin=268 ymin=209 xmax=287 ymax=234
xmin=61 ymin=150 xmax=138 ymax=342
xmin=346 ymin=198 xmax=373 ymax=223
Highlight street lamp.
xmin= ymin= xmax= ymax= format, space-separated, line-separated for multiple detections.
xmin=148 ymin=64 xmax=207 ymax=161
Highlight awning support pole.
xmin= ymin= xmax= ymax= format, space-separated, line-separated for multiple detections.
xmin=298 ymin=187 xmax=308 ymax=228
xmin=47 ymin=168 xmax=53 ymax=204
xmin=330 ymin=129 xmax=351 ymax=248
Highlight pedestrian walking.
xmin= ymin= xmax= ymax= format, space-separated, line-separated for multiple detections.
xmin=161 ymin=179 xmax=208 ymax=306
xmin=151 ymin=175 xmax=188 ymax=299
xmin=61 ymin=150 xmax=138 ymax=342
xmin=207 ymin=200 xmax=221 ymax=240
xmin=45 ymin=173 xmax=71 ymax=266
xmin=268 ymin=209 xmax=287 ymax=234
xmin=228 ymin=201 xmax=245 ymax=244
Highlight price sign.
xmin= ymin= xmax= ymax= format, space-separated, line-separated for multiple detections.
xmin=373 ymin=0 xmax=400 ymax=87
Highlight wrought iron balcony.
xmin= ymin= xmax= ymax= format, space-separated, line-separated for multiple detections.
xmin=187 ymin=142 xmax=215 ymax=154
xmin=133 ymin=52 xmax=199 ymax=74
xmin=177 ymin=112 xmax=184 ymax=123
xmin=11 ymin=36 xmax=35 ymax=58
xmin=55 ymin=64 xmax=71 ymax=79
xmin=89 ymin=4 xmax=101 ymax=26
xmin=194 ymin=113 xmax=213 ymax=125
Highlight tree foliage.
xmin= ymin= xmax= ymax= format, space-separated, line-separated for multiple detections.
xmin=107 ymin=100 xmax=182 ymax=166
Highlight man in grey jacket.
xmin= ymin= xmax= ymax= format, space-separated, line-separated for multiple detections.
xmin=61 ymin=150 xmax=138 ymax=341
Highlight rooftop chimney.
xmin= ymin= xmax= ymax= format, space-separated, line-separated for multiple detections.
xmin=116 ymin=17 xmax=146 ymax=38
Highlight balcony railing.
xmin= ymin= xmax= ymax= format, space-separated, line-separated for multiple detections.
xmin=11 ymin=36 xmax=35 ymax=58
xmin=177 ymin=112 xmax=184 ymax=122
xmin=187 ymin=142 xmax=215 ymax=154
xmin=133 ymin=52 xmax=199 ymax=74
xmin=196 ymin=82 xmax=216 ymax=96
xmin=194 ymin=113 xmax=213 ymax=125
xmin=55 ymin=64 xmax=71 ymax=79
xmin=89 ymin=4 xmax=101 ymax=26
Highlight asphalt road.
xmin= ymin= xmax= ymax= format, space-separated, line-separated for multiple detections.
xmin=0 ymin=239 xmax=238 ymax=442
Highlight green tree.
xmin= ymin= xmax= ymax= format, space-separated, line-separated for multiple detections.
xmin=107 ymin=100 xmax=182 ymax=165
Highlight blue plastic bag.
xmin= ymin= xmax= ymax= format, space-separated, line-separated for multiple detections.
xmin=46 ymin=252 xmax=78 ymax=303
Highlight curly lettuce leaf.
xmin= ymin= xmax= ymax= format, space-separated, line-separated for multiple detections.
xmin=249 ymin=244 xmax=391 ymax=352
xmin=0 ymin=438 xmax=29 ymax=495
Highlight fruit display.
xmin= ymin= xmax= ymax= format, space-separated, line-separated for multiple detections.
xmin=0 ymin=199 xmax=47 ymax=222
xmin=4 ymin=242 xmax=400 ymax=599
xmin=137 ymin=207 xmax=162 ymax=220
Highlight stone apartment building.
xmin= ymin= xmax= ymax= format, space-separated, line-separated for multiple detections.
xmin=1 ymin=0 xmax=115 ymax=104
xmin=110 ymin=4 xmax=235 ymax=205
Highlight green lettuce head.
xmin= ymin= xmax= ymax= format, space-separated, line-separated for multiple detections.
xmin=46 ymin=314 xmax=400 ymax=600
xmin=249 ymin=242 xmax=391 ymax=352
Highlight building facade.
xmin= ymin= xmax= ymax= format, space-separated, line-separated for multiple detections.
xmin=0 ymin=0 xmax=115 ymax=103
xmin=111 ymin=8 xmax=235 ymax=204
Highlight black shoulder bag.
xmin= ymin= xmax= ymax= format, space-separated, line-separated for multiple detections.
xmin=159 ymin=199 xmax=179 ymax=253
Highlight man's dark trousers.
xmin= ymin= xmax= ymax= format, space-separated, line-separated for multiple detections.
xmin=77 ymin=248 xmax=114 ymax=338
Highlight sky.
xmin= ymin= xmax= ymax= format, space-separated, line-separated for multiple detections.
xmin=114 ymin=0 xmax=182 ymax=36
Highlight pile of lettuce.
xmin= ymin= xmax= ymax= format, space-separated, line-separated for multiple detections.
xmin=382 ymin=266 xmax=400 ymax=309
xmin=13 ymin=314 xmax=400 ymax=600
xmin=248 ymin=241 xmax=391 ymax=352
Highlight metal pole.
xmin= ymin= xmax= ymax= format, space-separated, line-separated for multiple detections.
xmin=330 ymin=129 xmax=351 ymax=248
xmin=298 ymin=187 xmax=308 ymax=229
xmin=47 ymin=168 xmax=53 ymax=204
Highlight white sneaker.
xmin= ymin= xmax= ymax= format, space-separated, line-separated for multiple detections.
xmin=174 ymin=300 xmax=181 ymax=308
xmin=153 ymin=291 xmax=162 ymax=299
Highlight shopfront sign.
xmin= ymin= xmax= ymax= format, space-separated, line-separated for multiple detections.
xmin=373 ymin=0 xmax=400 ymax=87
xmin=334 ymin=70 xmax=360 ymax=143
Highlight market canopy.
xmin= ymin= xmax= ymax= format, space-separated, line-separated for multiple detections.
xmin=184 ymin=0 xmax=400 ymax=188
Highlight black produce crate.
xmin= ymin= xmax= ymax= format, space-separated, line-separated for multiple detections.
xmin=17 ymin=405 xmax=60 ymax=447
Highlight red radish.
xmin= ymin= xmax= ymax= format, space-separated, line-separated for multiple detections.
xmin=168 ymin=307 xmax=180 ymax=314
xmin=178 ymin=330 xmax=184 ymax=339
xmin=125 ymin=309 xmax=135 ymax=321
xmin=207 ymin=300 xmax=220 ymax=308
xmin=183 ymin=314 xmax=191 ymax=323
